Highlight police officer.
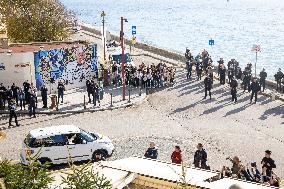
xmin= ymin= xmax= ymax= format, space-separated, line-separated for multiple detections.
xmin=259 ymin=68 xmax=267 ymax=92
xmin=40 ymin=84 xmax=48 ymax=108
xmin=203 ymin=74 xmax=212 ymax=99
xmin=249 ymin=78 xmax=260 ymax=104
xmin=219 ymin=64 xmax=226 ymax=85
xmin=0 ymin=83 xmax=7 ymax=109
xmin=186 ymin=60 xmax=193 ymax=79
xmin=9 ymin=99 xmax=19 ymax=126
xmin=274 ymin=68 xmax=283 ymax=92
xmin=23 ymin=80 xmax=30 ymax=104
xmin=230 ymin=76 xmax=238 ymax=103
xmin=242 ymin=68 xmax=251 ymax=92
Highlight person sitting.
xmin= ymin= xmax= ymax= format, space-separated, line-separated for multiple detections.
xmin=144 ymin=142 xmax=158 ymax=159
xmin=171 ymin=146 xmax=182 ymax=164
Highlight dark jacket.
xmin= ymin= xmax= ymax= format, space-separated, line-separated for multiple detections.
xmin=9 ymin=101 xmax=16 ymax=111
xmin=230 ymin=79 xmax=238 ymax=90
xmin=259 ymin=71 xmax=267 ymax=81
xmin=261 ymin=157 xmax=276 ymax=176
xmin=204 ymin=77 xmax=212 ymax=89
xmin=41 ymin=87 xmax=48 ymax=97
xmin=274 ymin=71 xmax=283 ymax=82
xmin=144 ymin=147 xmax=158 ymax=159
xmin=194 ymin=149 xmax=207 ymax=168
xmin=57 ymin=83 xmax=65 ymax=94
xmin=249 ymin=81 xmax=260 ymax=92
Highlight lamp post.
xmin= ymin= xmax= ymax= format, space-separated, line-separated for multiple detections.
xmin=251 ymin=44 xmax=261 ymax=77
xmin=120 ymin=17 xmax=128 ymax=101
xmin=101 ymin=11 xmax=106 ymax=62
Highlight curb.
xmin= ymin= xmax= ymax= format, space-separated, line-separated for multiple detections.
xmin=0 ymin=95 xmax=148 ymax=115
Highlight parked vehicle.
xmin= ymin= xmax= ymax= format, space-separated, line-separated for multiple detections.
xmin=20 ymin=125 xmax=114 ymax=165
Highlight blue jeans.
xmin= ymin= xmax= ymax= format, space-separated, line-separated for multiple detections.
xmin=58 ymin=92 xmax=64 ymax=103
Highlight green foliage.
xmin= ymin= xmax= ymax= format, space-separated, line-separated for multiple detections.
xmin=0 ymin=160 xmax=53 ymax=189
xmin=0 ymin=0 xmax=75 ymax=42
xmin=61 ymin=162 xmax=112 ymax=189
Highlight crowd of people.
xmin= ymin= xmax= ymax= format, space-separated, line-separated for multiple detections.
xmin=144 ymin=142 xmax=281 ymax=187
xmin=111 ymin=62 xmax=176 ymax=88
xmin=184 ymin=48 xmax=283 ymax=103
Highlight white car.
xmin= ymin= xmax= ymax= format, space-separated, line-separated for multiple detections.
xmin=20 ymin=125 xmax=115 ymax=165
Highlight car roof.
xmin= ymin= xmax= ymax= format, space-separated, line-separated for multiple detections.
xmin=29 ymin=125 xmax=81 ymax=139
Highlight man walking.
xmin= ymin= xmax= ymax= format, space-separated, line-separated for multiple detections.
xmin=9 ymin=99 xmax=19 ymax=126
xmin=259 ymin=68 xmax=267 ymax=92
xmin=249 ymin=78 xmax=260 ymax=104
xmin=230 ymin=76 xmax=238 ymax=103
xmin=203 ymin=74 xmax=212 ymax=99
xmin=40 ymin=85 xmax=48 ymax=108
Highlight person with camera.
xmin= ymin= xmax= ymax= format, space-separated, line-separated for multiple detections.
xmin=193 ymin=143 xmax=208 ymax=169
xmin=261 ymin=150 xmax=276 ymax=180
xmin=274 ymin=68 xmax=283 ymax=92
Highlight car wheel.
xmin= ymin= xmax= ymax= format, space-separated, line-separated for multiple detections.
xmin=37 ymin=158 xmax=52 ymax=166
xmin=92 ymin=150 xmax=108 ymax=161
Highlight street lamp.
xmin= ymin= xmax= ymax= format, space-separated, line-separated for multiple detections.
xmin=120 ymin=17 xmax=128 ymax=101
xmin=101 ymin=11 xmax=106 ymax=62
xmin=251 ymin=44 xmax=261 ymax=77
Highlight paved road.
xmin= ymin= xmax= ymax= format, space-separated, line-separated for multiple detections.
xmin=0 ymin=31 xmax=283 ymax=177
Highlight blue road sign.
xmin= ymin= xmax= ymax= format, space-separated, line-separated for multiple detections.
xmin=132 ymin=26 xmax=137 ymax=35
xmin=209 ymin=39 xmax=215 ymax=46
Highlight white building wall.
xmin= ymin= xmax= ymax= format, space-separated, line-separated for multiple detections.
xmin=0 ymin=52 xmax=36 ymax=88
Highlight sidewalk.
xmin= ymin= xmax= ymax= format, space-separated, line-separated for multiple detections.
xmin=0 ymin=86 xmax=147 ymax=114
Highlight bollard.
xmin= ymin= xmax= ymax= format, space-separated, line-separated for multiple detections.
xmin=128 ymin=89 xmax=131 ymax=103
xmin=110 ymin=93 xmax=113 ymax=107
xmin=55 ymin=96 xmax=59 ymax=111
xmin=84 ymin=95 xmax=86 ymax=109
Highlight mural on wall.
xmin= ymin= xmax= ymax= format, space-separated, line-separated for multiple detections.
xmin=34 ymin=44 xmax=97 ymax=89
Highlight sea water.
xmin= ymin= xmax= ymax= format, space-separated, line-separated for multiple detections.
xmin=61 ymin=0 xmax=284 ymax=79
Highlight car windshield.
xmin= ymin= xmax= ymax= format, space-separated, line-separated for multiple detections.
xmin=80 ymin=130 xmax=95 ymax=142
xmin=24 ymin=134 xmax=35 ymax=147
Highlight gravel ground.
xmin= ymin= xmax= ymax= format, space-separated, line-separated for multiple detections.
xmin=0 ymin=32 xmax=283 ymax=177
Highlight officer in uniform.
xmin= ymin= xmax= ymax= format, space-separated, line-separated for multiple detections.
xmin=242 ymin=68 xmax=251 ymax=92
xmin=203 ymin=74 xmax=212 ymax=99
xmin=274 ymin=68 xmax=283 ymax=92
xmin=259 ymin=68 xmax=267 ymax=92
xmin=9 ymin=99 xmax=19 ymax=126
xmin=230 ymin=76 xmax=238 ymax=103
xmin=40 ymin=84 xmax=48 ymax=108
xmin=249 ymin=78 xmax=261 ymax=104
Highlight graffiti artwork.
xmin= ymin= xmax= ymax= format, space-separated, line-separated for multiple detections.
xmin=34 ymin=44 xmax=97 ymax=89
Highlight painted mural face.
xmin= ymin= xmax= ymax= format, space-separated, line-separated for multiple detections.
xmin=34 ymin=45 xmax=97 ymax=89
